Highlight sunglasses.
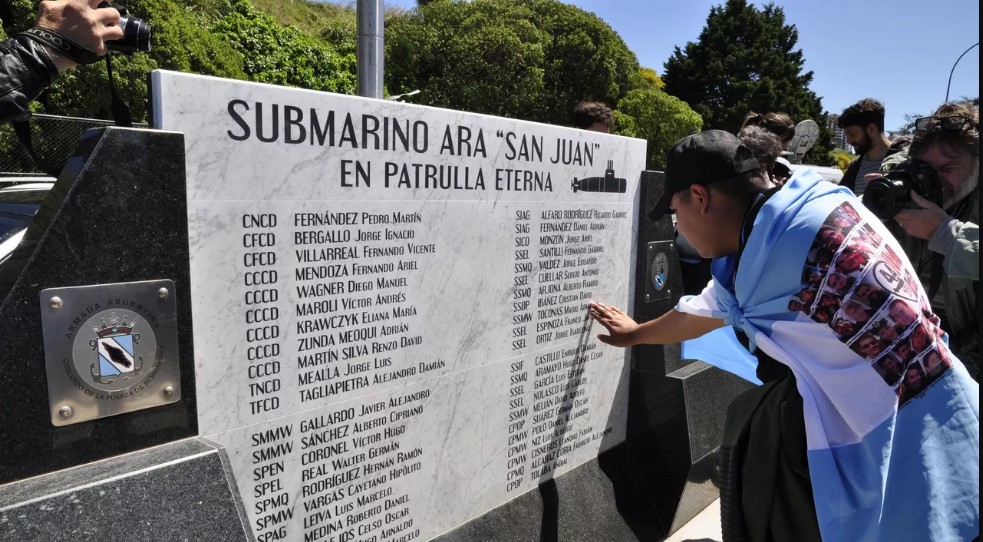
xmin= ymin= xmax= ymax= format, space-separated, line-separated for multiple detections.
xmin=913 ymin=115 xmax=979 ymax=132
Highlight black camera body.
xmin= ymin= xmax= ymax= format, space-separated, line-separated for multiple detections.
xmin=862 ymin=159 xmax=942 ymax=220
xmin=99 ymin=2 xmax=151 ymax=54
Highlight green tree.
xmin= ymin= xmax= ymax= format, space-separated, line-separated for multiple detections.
xmin=611 ymin=110 xmax=638 ymax=138
xmin=129 ymin=0 xmax=244 ymax=77
xmin=386 ymin=1 xmax=548 ymax=120
xmin=528 ymin=0 xmax=640 ymax=124
xmin=2 ymin=0 xmax=365 ymax=173
xmin=829 ymin=149 xmax=854 ymax=173
xmin=213 ymin=0 xmax=355 ymax=93
xmin=248 ymin=0 xmax=400 ymax=59
xmin=615 ymin=88 xmax=702 ymax=170
xmin=386 ymin=0 xmax=639 ymax=125
xmin=2 ymin=0 xmax=357 ymax=122
xmin=37 ymin=0 xmax=249 ymax=121
xmin=0 ymin=0 xmax=34 ymax=38
xmin=662 ymin=0 xmax=833 ymax=165
xmin=637 ymin=67 xmax=664 ymax=90
xmin=3 ymin=0 xmax=247 ymax=121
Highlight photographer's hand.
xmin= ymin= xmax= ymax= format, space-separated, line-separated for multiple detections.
xmin=894 ymin=191 xmax=949 ymax=241
xmin=35 ymin=0 xmax=124 ymax=72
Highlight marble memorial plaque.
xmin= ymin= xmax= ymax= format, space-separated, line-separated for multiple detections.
xmin=152 ymin=70 xmax=643 ymax=542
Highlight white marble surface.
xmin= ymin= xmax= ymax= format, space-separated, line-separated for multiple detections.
xmin=152 ymin=70 xmax=644 ymax=542
xmin=666 ymin=500 xmax=722 ymax=542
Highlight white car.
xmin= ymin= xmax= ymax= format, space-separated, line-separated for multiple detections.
xmin=0 ymin=177 xmax=56 ymax=266
xmin=790 ymin=163 xmax=844 ymax=184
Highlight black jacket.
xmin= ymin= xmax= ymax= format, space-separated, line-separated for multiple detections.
xmin=840 ymin=146 xmax=904 ymax=193
xmin=0 ymin=34 xmax=59 ymax=125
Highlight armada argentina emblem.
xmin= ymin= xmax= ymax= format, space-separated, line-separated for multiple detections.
xmin=71 ymin=307 xmax=160 ymax=396
xmin=652 ymin=252 xmax=668 ymax=291
xmin=90 ymin=312 xmax=144 ymax=385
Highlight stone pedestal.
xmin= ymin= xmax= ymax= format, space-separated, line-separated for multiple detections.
xmin=0 ymin=439 xmax=250 ymax=542
xmin=0 ymin=127 xmax=198 ymax=485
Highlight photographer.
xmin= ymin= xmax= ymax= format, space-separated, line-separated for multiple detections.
xmin=1 ymin=0 xmax=122 ymax=125
xmin=872 ymin=102 xmax=979 ymax=380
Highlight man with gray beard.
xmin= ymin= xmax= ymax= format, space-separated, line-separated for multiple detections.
xmin=880 ymin=102 xmax=979 ymax=380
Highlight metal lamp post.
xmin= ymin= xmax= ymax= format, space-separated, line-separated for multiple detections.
xmin=945 ymin=42 xmax=979 ymax=103
xmin=357 ymin=0 xmax=384 ymax=99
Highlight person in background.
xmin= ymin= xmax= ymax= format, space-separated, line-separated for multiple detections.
xmin=741 ymin=111 xmax=795 ymax=149
xmin=741 ymin=111 xmax=795 ymax=181
xmin=837 ymin=98 xmax=899 ymax=196
xmin=0 ymin=0 xmax=121 ymax=125
xmin=571 ymin=101 xmax=613 ymax=133
xmin=876 ymin=102 xmax=979 ymax=381
xmin=738 ymin=125 xmax=790 ymax=186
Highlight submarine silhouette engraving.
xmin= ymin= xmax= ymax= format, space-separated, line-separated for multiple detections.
xmin=571 ymin=160 xmax=626 ymax=193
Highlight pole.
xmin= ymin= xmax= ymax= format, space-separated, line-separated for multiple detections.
xmin=945 ymin=42 xmax=978 ymax=103
xmin=357 ymin=0 xmax=384 ymax=99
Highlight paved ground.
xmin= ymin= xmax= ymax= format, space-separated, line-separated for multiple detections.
xmin=664 ymin=499 xmax=722 ymax=542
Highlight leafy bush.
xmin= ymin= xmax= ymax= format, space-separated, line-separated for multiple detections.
xmin=213 ymin=0 xmax=355 ymax=93
xmin=386 ymin=0 xmax=638 ymax=125
xmin=617 ymin=88 xmax=702 ymax=170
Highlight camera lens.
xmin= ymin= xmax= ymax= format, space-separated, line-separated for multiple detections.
xmin=111 ymin=14 xmax=152 ymax=53
xmin=862 ymin=176 xmax=906 ymax=220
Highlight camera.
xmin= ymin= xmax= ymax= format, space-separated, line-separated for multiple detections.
xmin=862 ymin=159 xmax=942 ymax=220
xmin=99 ymin=2 xmax=151 ymax=54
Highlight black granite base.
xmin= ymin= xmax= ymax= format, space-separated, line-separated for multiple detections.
xmin=433 ymin=443 xmax=653 ymax=542
xmin=0 ymin=438 xmax=251 ymax=542
xmin=0 ymin=127 xmax=197 ymax=484
xmin=625 ymin=362 xmax=752 ymax=535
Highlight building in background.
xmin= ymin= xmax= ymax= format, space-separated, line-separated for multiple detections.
xmin=826 ymin=114 xmax=850 ymax=151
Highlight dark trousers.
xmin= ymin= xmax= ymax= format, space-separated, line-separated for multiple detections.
xmin=718 ymin=373 xmax=822 ymax=542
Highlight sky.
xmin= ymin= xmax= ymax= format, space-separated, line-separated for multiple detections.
xmin=374 ymin=0 xmax=980 ymax=133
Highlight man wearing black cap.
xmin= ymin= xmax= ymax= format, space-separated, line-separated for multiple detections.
xmin=588 ymin=130 xmax=980 ymax=541
xmin=591 ymin=130 xmax=817 ymax=540
xmin=588 ymin=130 xmax=778 ymax=345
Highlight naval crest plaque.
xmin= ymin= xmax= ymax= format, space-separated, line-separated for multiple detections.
xmin=39 ymin=280 xmax=181 ymax=426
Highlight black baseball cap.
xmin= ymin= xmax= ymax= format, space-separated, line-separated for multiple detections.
xmin=649 ymin=130 xmax=760 ymax=220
